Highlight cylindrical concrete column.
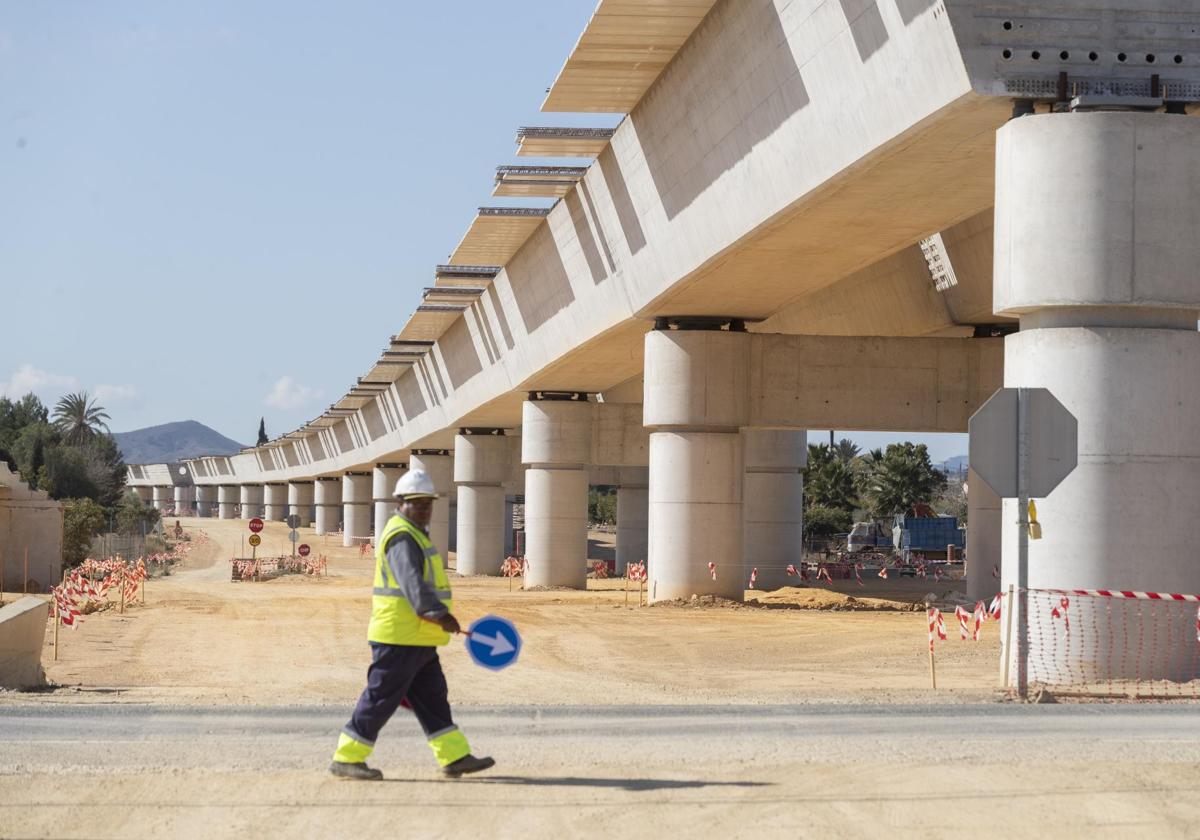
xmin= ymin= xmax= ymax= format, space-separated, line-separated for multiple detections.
xmin=288 ymin=481 xmax=314 ymax=527
xmin=994 ymin=112 xmax=1200 ymax=683
xmin=742 ymin=429 xmax=806 ymax=591
xmin=373 ymin=463 xmax=406 ymax=536
xmin=151 ymin=485 xmax=170 ymax=511
xmin=263 ymin=483 xmax=288 ymax=521
xmin=615 ymin=467 xmax=648 ymax=575
xmin=218 ymin=485 xmax=239 ymax=520
xmin=522 ymin=397 xmax=592 ymax=588
xmin=173 ymin=485 xmax=193 ymax=516
xmin=454 ymin=431 xmax=512 ymax=575
xmin=965 ymin=468 xmax=1001 ymax=603
xmin=409 ymin=450 xmax=453 ymax=553
xmin=239 ymin=484 xmax=264 ymax=520
xmin=195 ymin=485 xmax=216 ymax=518
xmin=645 ymin=326 xmax=750 ymax=602
xmin=133 ymin=486 xmax=153 ymax=505
xmin=314 ymin=477 xmax=342 ymax=536
xmin=342 ymin=472 xmax=372 ymax=547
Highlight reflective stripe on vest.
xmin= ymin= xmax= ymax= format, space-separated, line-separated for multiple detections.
xmin=367 ymin=513 xmax=453 ymax=646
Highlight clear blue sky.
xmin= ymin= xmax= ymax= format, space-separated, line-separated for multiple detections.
xmin=0 ymin=1 xmax=967 ymax=463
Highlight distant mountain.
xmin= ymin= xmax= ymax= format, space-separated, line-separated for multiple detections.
xmin=113 ymin=421 xmax=247 ymax=464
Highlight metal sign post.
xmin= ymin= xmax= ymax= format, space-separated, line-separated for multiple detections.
xmin=969 ymin=386 xmax=1078 ymax=700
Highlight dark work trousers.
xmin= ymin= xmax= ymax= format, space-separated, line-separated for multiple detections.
xmin=345 ymin=643 xmax=455 ymax=746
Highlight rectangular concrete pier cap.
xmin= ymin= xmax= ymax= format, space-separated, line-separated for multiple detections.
xmin=522 ymin=396 xmax=592 ymax=589
xmin=994 ymin=111 xmax=1200 ymax=684
xmin=0 ymin=596 xmax=50 ymax=689
xmin=645 ymin=323 xmax=751 ymax=602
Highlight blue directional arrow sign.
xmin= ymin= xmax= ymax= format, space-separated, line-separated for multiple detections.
xmin=465 ymin=614 xmax=522 ymax=671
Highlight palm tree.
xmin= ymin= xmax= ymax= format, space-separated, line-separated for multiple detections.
xmin=834 ymin=438 xmax=860 ymax=463
xmin=53 ymin=392 xmax=110 ymax=446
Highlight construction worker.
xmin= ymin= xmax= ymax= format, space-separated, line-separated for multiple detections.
xmin=329 ymin=468 xmax=494 ymax=780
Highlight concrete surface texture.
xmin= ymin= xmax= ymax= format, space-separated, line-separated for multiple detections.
xmin=262 ymin=483 xmax=287 ymax=521
xmin=454 ymin=433 xmax=513 ymax=576
xmin=371 ymin=464 xmax=405 ymax=536
xmin=313 ymin=478 xmax=342 ymax=536
xmin=522 ymin=399 xmax=592 ymax=588
xmin=287 ymin=481 xmax=314 ymax=527
xmin=238 ymin=484 xmax=263 ymax=520
xmin=0 ymin=462 xmax=62 ymax=594
xmin=995 ymin=112 xmax=1200 ymax=681
xmin=0 ymin=595 xmax=49 ymax=689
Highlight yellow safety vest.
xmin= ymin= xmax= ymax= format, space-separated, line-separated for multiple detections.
xmin=367 ymin=514 xmax=453 ymax=646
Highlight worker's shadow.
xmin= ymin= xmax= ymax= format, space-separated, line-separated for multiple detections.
xmin=455 ymin=775 xmax=772 ymax=792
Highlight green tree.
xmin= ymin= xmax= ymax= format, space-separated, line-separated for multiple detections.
xmin=857 ymin=442 xmax=947 ymax=517
xmin=804 ymin=505 xmax=854 ymax=540
xmin=807 ymin=443 xmax=835 ymax=472
xmin=115 ymin=491 xmax=161 ymax=535
xmin=806 ymin=458 xmax=859 ymax=513
xmin=833 ymin=438 xmax=860 ymax=463
xmin=588 ymin=488 xmax=616 ymax=525
xmin=52 ymin=392 xmax=110 ymax=446
xmin=9 ymin=422 xmax=61 ymax=490
xmin=257 ymin=417 xmax=269 ymax=446
xmin=62 ymin=497 xmax=108 ymax=567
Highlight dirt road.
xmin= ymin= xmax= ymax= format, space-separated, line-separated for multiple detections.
xmin=29 ymin=518 xmax=998 ymax=707
xmin=2 ymin=703 xmax=1198 ymax=839
xmin=4 ymin=519 xmax=1196 ymax=839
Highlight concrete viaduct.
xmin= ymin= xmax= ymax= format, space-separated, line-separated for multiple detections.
xmin=127 ymin=0 xmax=1200 ymax=674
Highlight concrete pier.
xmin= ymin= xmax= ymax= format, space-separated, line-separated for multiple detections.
xmin=409 ymin=451 xmax=453 ymax=554
xmin=263 ymin=483 xmax=288 ymax=521
xmin=615 ymin=467 xmax=648 ymax=575
xmin=372 ymin=464 xmax=405 ymax=537
xmin=995 ymin=112 xmax=1200 ymax=682
xmin=151 ymin=486 xmax=169 ymax=512
xmin=742 ymin=429 xmax=806 ymax=591
xmin=965 ymin=468 xmax=1001 ymax=603
xmin=314 ymin=477 xmax=342 ymax=536
xmin=522 ymin=396 xmax=591 ymax=588
xmin=645 ymin=327 xmax=749 ymax=602
xmin=172 ymin=485 xmax=193 ymax=517
xmin=217 ymin=485 xmax=239 ymax=520
xmin=239 ymin=484 xmax=263 ymax=520
xmin=454 ymin=430 xmax=511 ymax=576
xmin=195 ymin=485 xmax=215 ymax=518
xmin=287 ymin=481 xmax=314 ymax=527
xmin=342 ymin=472 xmax=372 ymax=547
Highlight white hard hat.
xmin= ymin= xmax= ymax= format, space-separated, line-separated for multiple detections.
xmin=394 ymin=469 xmax=438 ymax=499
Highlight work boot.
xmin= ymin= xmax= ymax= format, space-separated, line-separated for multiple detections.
xmin=329 ymin=761 xmax=383 ymax=781
xmin=442 ymin=754 xmax=495 ymax=778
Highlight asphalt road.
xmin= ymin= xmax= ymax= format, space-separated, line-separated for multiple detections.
xmin=1 ymin=702 xmax=1198 ymax=839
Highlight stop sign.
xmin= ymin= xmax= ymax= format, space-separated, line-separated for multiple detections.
xmin=249 ymin=517 xmax=264 ymax=534
xmin=298 ymin=544 xmax=311 ymax=557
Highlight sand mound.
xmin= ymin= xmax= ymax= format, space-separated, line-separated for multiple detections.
xmin=749 ymin=586 xmax=919 ymax=611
